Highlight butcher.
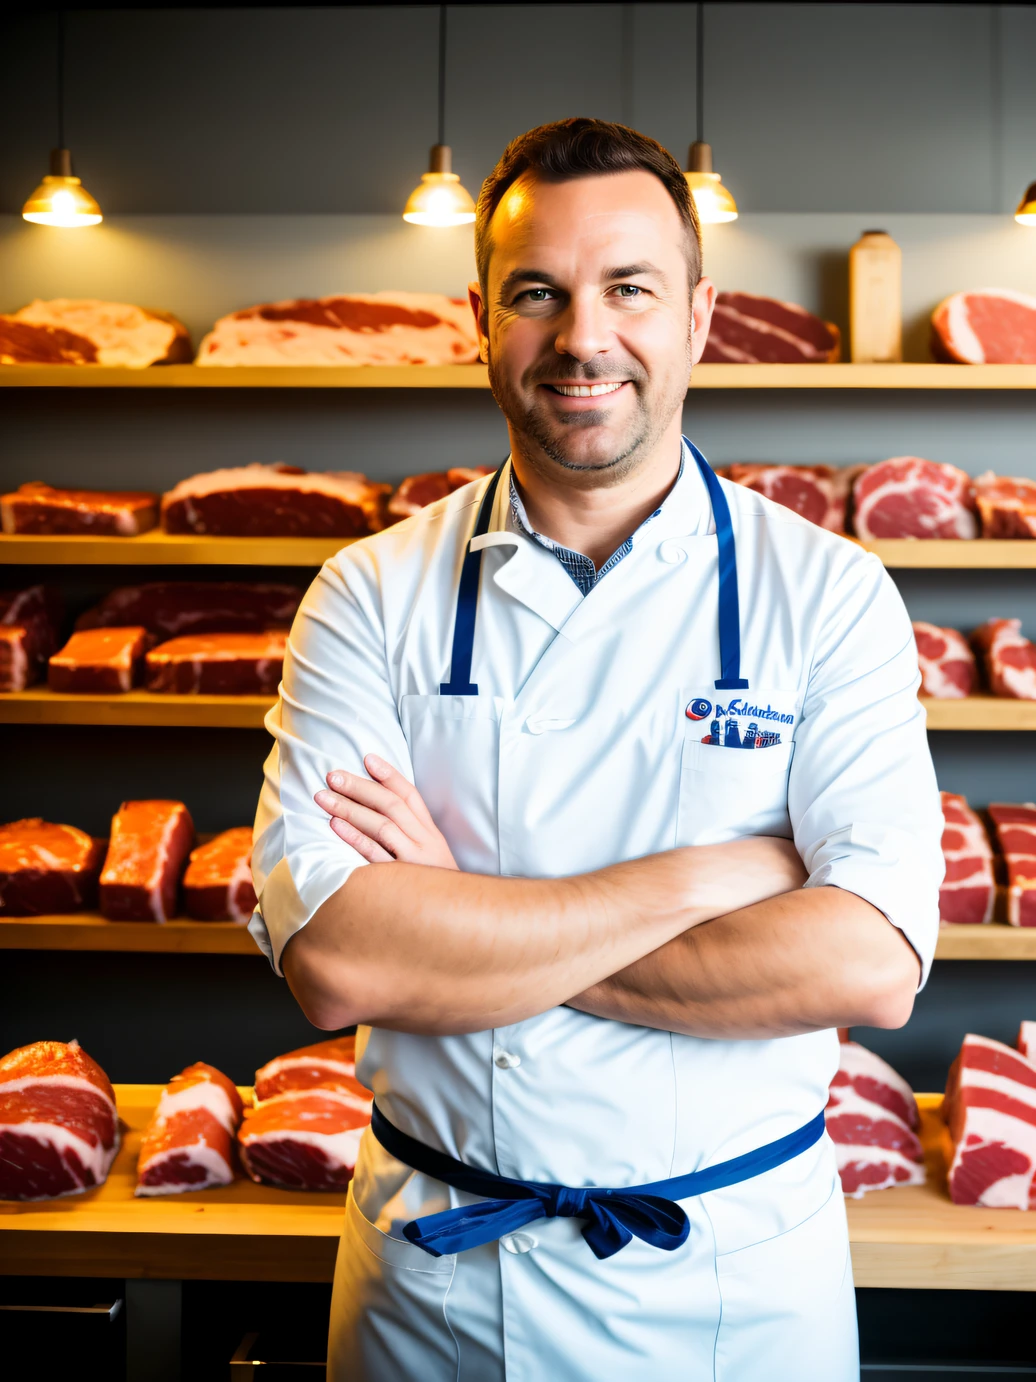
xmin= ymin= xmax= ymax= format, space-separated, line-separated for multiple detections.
xmin=250 ymin=118 xmax=943 ymax=1382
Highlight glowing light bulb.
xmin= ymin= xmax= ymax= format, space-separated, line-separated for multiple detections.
xmin=22 ymin=151 xmax=102 ymax=228
xmin=1015 ymin=182 xmax=1036 ymax=227
xmin=684 ymin=142 xmax=738 ymax=225
xmin=403 ymin=146 xmax=475 ymax=228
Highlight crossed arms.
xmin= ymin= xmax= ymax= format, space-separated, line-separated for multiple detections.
xmin=281 ymin=755 xmax=922 ymax=1039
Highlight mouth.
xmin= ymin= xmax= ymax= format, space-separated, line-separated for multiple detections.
xmin=541 ymin=380 xmax=630 ymax=400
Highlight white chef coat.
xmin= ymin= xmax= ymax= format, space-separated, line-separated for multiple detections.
xmin=250 ymin=445 xmax=943 ymax=1382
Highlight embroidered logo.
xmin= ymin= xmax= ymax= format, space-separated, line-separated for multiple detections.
xmin=685 ymin=697 xmax=712 ymax=721
xmin=686 ymin=695 xmax=795 ymax=750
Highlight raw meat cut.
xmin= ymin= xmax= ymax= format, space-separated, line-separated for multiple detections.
xmin=136 ymin=1063 xmax=244 ymax=1196
xmin=161 ymin=465 xmax=390 ymax=538
xmin=825 ymin=1041 xmax=925 ymax=1197
xmin=971 ymin=619 xmax=1036 ymax=699
xmin=386 ymin=466 xmax=495 ymax=522
xmin=48 ymin=627 xmax=150 ymax=693
xmin=938 ymin=792 xmax=995 ymax=926
xmin=1 ymin=483 xmax=160 ymax=536
xmin=76 ymin=581 xmax=303 ymax=640
xmin=973 ymin=473 xmax=1036 ymax=539
xmin=701 ymin=293 xmax=840 ymax=364
xmin=931 ymin=289 xmax=1036 ymax=365
xmin=196 ymin=292 xmax=480 ymax=367
xmin=99 ymin=800 xmax=195 ymax=922
xmin=0 ymin=819 xmax=105 ymax=915
xmin=942 ymin=1032 xmax=1036 ymax=1208
xmin=238 ymin=1086 xmax=372 ymax=1191
xmin=145 ymin=630 xmax=286 ymax=695
xmin=254 ymin=1035 xmax=368 ymax=1101
xmin=0 ymin=1040 xmax=119 ymax=1200
xmin=988 ymin=803 xmax=1036 ymax=927
xmin=724 ymin=463 xmax=861 ymax=532
xmin=852 ymin=457 xmax=978 ymax=541
xmin=0 ymin=299 xmax=192 ymax=367
xmin=1019 ymin=1023 xmax=1036 ymax=1063
xmin=913 ymin=622 xmax=978 ymax=699
xmin=183 ymin=828 xmax=256 ymax=923
xmin=0 ymin=585 xmax=64 ymax=691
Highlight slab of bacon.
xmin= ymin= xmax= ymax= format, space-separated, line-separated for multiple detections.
xmin=939 ymin=792 xmax=996 ymax=926
xmin=99 ymin=800 xmax=195 ymax=922
xmin=971 ymin=619 xmax=1036 ymax=700
xmin=988 ymin=804 xmax=1036 ymax=927
xmin=913 ymin=622 xmax=978 ymax=699
xmin=942 ymin=1031 xmax=1036 ymax=1208
xmin=825 ymin=1040 xmax=925 ymax=1198
xmin=136 ymin=1063 xmax=244 ymax=1196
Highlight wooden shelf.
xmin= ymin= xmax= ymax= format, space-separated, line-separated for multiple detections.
xmin=935 ymin=923 xmax=1036 ymax=959
xmin=0 ymin=915 xmax=261 ymax=955
xmin=864 ymin=539 xmax=1036 ymax=569
xmin=3 ymin=363 xmax=1036 ymax=390
xmin=848 ymin=1095 xmax=1036 ymax=1290
xmin=0 ymin=688 xmax=273 ymax=728
xmin=3 ymin=1088 xmax=1035 ymax=1288
xmin=922 ymin=695 xmax=1036 ymax=731
xmin=0 ymin=1085 xmax=343 ymax=1282
xmin=0 ymin=532 xmax=354 ymax=566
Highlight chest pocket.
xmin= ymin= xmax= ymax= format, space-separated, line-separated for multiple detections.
xmin=399 ymin=694 xmax=502 ymax=874
xmin=677 ymin=736 xmax=794 ymax=846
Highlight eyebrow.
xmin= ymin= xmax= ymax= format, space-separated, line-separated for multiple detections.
xmin=498 ymin=262 xmax=669 ymax=302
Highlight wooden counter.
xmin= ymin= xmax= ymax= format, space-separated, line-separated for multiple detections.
xmin=0 ymin=688 xmax=273 ymax=728
xmin=3 ymin=1090 xmax=1036 ymax=1288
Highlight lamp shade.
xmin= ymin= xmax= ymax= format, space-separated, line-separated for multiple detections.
xmin=403 ymin=146 xmax=475 ymax=227
xmin=22 ymin=149 xmax=102 ymax=228
xmin=684 ymin=142 xmax=737 ymax=225
xmin=1015 ymin=181 xmax=1036 ymax=227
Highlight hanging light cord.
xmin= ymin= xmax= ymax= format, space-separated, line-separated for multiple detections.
xmin=696 ymin=2 xmax=704 ymax=145
xmin=437 ymin=4 xmax=447 ymax=148
xmin=57 ymin=9 xmax=66 ymax=150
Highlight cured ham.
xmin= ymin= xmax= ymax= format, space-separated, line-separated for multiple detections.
xmin=701 ymin=293 xmax=840 ymax=364
xmin=0 ymin=819 xmax=105 ymax=915
xmin=973 ymin=473 xmax=1036 ymax=539
xmin=942 ymin=1033 xmax=1036 ymax=1208
xmin=913 ymin=622 xmax=978 ymax=699
xmin=825 ymin=1041 xmax=925 ymax=1197
xmin=938 ymin=792 xmax=995 ymax=926
xmin=1 ymin=483 xmax=160 ymax=536
xmin=0 ymin=585 xmax=64 ymax=691
xmin=852 ymin=457 xmax=978 ymax=541
xmin=386 ymin=466 xmax=495 ymax=522
xmin=238 ymin=1086 xmax=372 ymax=1192
xmin=136 ymin=1063 xmax=244 ymax=1196
xmin=77 ymin=581 xmax=302 ymax=640
xmin=0 ymin=1040 xmax=120 ymax=1200
xmin=971 ymin=619 xmax=1036 ymax=700
xmin=196 ymin=292 xmax=480 ymax=367
xmin=99 ymin=800 xmax=195 ymax=922
xmin=48 ymin=627 xmax=150 ymax=693
xmin=161 ymin=465 xmax=390 ymax=538
xmin=183 ymin=828 xmax=256 ymax=923
xmin=931 ymin=289 xmax=1036 ymax=365
xmin=988 ymin=803 xmax=1036 ymax=927
xmin=0 ymin=299 xmax=191 ymax=368
xmin=725 ymin=464 xmax=847 ymax=531
xmin=253 ymin=1035 xmax=368 ymax=1101
xmin=145 ymin=630 xmax=286 ymax=695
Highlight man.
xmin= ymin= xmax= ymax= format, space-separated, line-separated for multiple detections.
xmin=250 ymin=119 xmax=942 ymax=1382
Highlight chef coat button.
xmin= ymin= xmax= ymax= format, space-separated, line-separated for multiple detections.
xmin=502 ymin=1232 xmax=537 ymax=1254
xmin=493 ymin=1049 xmax=521 ymax=1070
xmin=659 ymin=539 xmax=687 ymax=565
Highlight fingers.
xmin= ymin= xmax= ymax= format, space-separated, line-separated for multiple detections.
xmin=363 ymin=754 xmax=437 ymax=830
xmin=328 ymin=814 xmax=395 ymax=864
xmin=324 ymin=767 xmax=422 ymax=839
xmin=314 ymin=788 xmax=408 ymax=857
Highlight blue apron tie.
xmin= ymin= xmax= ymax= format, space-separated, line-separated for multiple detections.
xmin=440 ymin=445 xmax=747 ymax=697
xmin=683 ymin=437 xmax=749 ymax=691
xmin=439 ymin=467 xmax=505 ymax=695
xmin=369 ymin=1103 xmax=826 ymax=1261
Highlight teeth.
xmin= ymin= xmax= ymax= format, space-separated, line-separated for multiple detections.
xmin=552 ymin=382 xmax=626 ymax=397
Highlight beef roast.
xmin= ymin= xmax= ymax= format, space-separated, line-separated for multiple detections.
xmin=1 ymin=483 xmax=160 ymax=536
xmin=99 ymin=800 xmax=195 ymax=922
xmin=48 ymin=627 xmax=151 ymax=694
xmin=145 ymin=630 xmax=286 ymax=695
xmin=76 ymin=581 xmax=302 ymax=640
xmin=973 ymin=473 xmax=1036 ymax=539
xmin=183 ymin=828 xmax=256 ymax=923
xmin=0 ymin=819 xmax=105 ymax=915
xmin=931 ymin=289 xmax=1036 ymax=365
xmin=701 ymin=293 xmax=840 ymax=364
xmin=972 ymin=619 xmax=1036 ymax=699
xmin=1 ymin=299 xmax=191 ymax=367
xmin=136 ymin=1063 xmax=244 ymax=1196
xmin=852 ymin=457 xmax=978 ymax=541
xmin=913 ymin=622 xmax=977 ymax=699
xmin=161 ymin=465 xmax=389 ymax=538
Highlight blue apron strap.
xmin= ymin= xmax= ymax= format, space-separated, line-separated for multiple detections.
xmin=683 ymin=438 xmax=749 ymax=691
xmin=440 ymin=466 xmax=505 ymax=696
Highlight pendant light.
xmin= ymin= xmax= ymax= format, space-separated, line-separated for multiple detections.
xmin=22 ymin=12 xmax=102 ymax=228
xmin=1015 ymin=182 xmax=1036 ymax=227
xmin=403 ymin=5 xmax=475 ymax=227
xmin=684 ymin=3 xmax=737 ymax=225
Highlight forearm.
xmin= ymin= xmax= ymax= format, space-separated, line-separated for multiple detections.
xmin=281 ymin=836 xmax=803 ymax=1034
xmin=568 ymin=886 xmax=922 ymax=1039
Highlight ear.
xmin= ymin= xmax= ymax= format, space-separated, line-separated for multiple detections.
xmin=468 ymin=280 xmax=490 ymax=364
xmin=690 ymin=276 xmax=717 ymax=368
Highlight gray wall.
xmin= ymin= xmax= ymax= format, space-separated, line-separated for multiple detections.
xmin=2 ymin=3 xmax=1036 ymax=1095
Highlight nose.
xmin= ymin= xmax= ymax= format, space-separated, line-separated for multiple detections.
xmin=552 ymin=290 xmax=612 ymax=365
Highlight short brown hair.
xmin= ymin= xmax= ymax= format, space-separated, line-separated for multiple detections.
xmin=475 ymin=118 xmax=702 ymax=295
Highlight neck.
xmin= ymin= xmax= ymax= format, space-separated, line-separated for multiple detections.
xmin=508 ymin=415 xmax=685 ymax=569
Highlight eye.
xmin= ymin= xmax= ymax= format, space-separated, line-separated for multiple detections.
xmin=521 ymin=288 xmax=554 ymax=303
xmin=614 ymin=284 xmax=642 ymax=298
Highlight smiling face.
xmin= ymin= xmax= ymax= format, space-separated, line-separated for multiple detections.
xmin=470 ymin=169 xmax=715 ymax=488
